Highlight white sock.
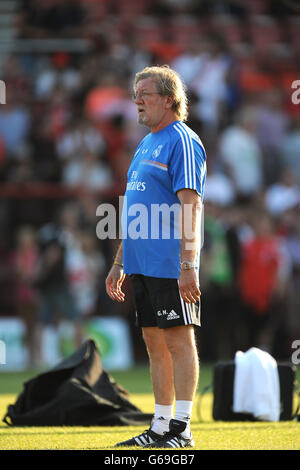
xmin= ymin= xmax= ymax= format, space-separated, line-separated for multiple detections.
xmin=175 ymin=400 xmax=193 ymax=437
xmin=151 ymin=404 xmax=173 ymax=435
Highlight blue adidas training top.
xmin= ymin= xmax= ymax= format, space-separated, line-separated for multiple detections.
xmin=121 ymin=120 xmax=207 ymax=279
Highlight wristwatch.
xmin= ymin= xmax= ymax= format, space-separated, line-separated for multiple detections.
xmin=181 ymin=261 xmax=195 ymax=271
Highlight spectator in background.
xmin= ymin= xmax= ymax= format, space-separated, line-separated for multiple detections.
xmin=35 ymin=205 xmax=82 ymax=362
xmin=99 ymin=33 xmax=147 ymax=83
xmin=203 ymin=171 xmax=235 ymax=207
xmin=171 ymin=36 xmax=209 ymax=86
xmin=0 ymin=137 xmax=5 ymax=169
xmin=56 ymin=117 xmax=106 ymax=163
xmin=264 ymin=168 xmax=300 ymax=217
xmin=98 ymin=114 xmax=141 ymax=182
xmin=43 ymin=85 xmax=72 ymax=141
xmin=66 ymin=228 xmax=106 ymax=319
xmin=58 ymin=201 xmax=83 ymax=256
xmin=84 ymin=71 xmax=140 ymax=150
xmin=84 ymin=72 xmax=128 ymax=122
xmin=0 ymin=85 xmax=31 ymax=159
xmin=122 ymin=35 xmax=152 ymax=81
xmin=77 ymin=192 xmax=117 ymax=280
xmin=62 ymin=149 xmax=114 ymax=192
xmin=238 ymin=210 xmax=289 ymax=353
xmin=77 ymin=193 xmax=103 ymax=233
xmin=199 ymin=199 xmax=241 ymax=360
xmin=1 ymin=55 xmax=31 ymax=106
xmin=256 ymin=88 xmax=289 ymax=185
xmin=28 ymin=116 xmax=61 ymax=182
xmin=218 ymin=106 xmax=263 ymax=200
xmin=279 ymin=116 xmax=300 ymax=185
xmin=34 ymin=53 xmax=82 ymax=101
xmin=10 ymin=226 xmax=40 ymax=367
xmin=145 ymin=30 xmax=183 ymax=65
xmin=189 ymin=33 xmax=238 ymax=133
xmin=78 ymin=50 xmax=110 ymax=96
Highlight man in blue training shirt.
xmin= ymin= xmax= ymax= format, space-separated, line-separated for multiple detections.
xmin=105 ymin=65 xmax=206 ymax=448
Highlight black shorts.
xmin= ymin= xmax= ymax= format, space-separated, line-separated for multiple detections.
xmin=130 ymin=274 xmax=201 ymax=329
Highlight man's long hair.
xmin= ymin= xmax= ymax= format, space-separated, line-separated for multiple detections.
xmin=134 ymin=65 xmax=188 ymax=122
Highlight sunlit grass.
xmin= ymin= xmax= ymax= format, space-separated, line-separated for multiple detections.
xmin=0 ymin=368 xmax=299 ymax=450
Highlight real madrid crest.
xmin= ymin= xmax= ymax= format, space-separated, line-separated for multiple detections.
xmin=152 ymin=144 xmax=163 ymax=159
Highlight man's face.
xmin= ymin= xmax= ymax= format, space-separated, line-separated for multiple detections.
xmin=134 ymin=77 xmax=167 ymax=130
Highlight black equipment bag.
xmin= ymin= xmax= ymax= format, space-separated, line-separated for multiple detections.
xmin=3 ymin=339 xmax=153 ymax=427
xmin=212 ymin=361 xmax=298 ymax=421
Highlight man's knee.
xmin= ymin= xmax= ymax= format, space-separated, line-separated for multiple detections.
xmin=142 ymin=327 xmax=167 ymax=357
xmin=164 ymin=325 xmax=196 ymax=356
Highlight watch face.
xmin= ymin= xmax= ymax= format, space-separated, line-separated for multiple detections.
xmin=182 ymin=261 xmax=193 ymax=270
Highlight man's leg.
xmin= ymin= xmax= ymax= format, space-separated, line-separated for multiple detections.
xmin=114 ymin=325 xmax=174 ymax=447
xmin=143 ymin=324 xmax=198 ymax=448
xmin=164 ymin=324 xmax=199 ymax=401
xmin=143 ymin=324 xmax=199 ymax=433
xmin=142 ymin=326 xmax=175 ymax=434
xmin=163 ymin=324 xmax=198 ymax=440
xmin=143 ymin=276 xmax=200 ymax=446
xmin=142 ymin=326 xmax=175 ymax=405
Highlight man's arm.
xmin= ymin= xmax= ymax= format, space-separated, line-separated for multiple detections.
xmin=177 ymin=188 xmax=202 ymax=304
xmin=105 ymin=241 xmax=126 ymax=302
xmin=113 ymin=242 xmax=124 ymax=266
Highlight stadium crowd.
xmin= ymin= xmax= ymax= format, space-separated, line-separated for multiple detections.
xmin=0 ymin=0 xmax=299 ymax=366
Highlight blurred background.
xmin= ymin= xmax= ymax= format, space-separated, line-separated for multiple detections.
xmin=0 ymin=0 xmax=299 ymax=372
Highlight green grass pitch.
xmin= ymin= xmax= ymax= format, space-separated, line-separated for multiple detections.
xmin=0 ymin=366 xmax=299 ymax=450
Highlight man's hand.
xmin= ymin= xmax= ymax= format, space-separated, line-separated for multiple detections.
xmin=178 ymin=268 xmax=201 ymax=304
xmin=105 ymin=264 xmax=126 ymax=302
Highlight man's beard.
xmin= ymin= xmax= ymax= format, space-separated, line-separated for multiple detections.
xmin=137 ymin=113 xmax=148 ymax=125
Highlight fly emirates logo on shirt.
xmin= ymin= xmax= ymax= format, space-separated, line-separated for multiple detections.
xmin=126 ymin=170 xmax=146 ymax=192
xmin=126 ymin=144 xmax=165 ymax=192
